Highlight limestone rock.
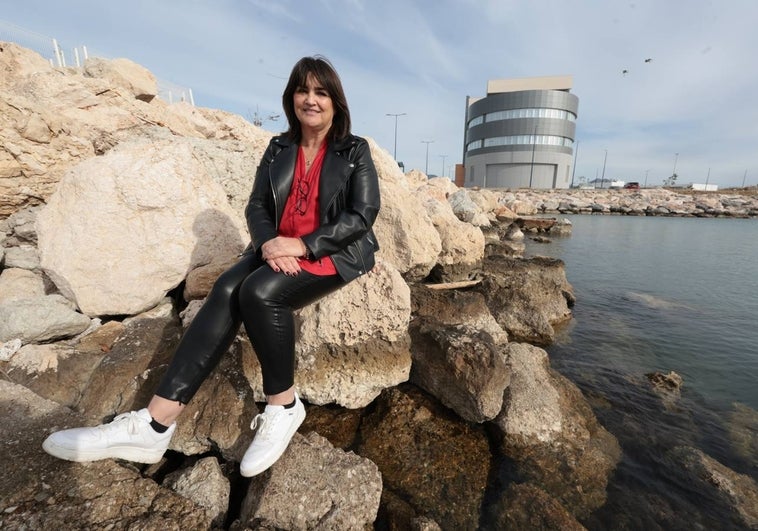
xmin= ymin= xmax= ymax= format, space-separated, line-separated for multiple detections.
xmin=36 ymin=138 xmax=248 ymax=316
xmin=0 ymin=294 xmax=91 ymax=343
xmin=409 ymin=285 xmax=510 ymax=423
xmin=184 ymin=256 xmax=238 ymax=301
xmin=239 ymin=431 xmax=382 ymax=530
xmin=0 ymin=337 xmax=21 ymax=361
xmin=448 ymin=188 xmax=490 ymax=226
xmin=2 ymin=243 xmax=39 ymax=270
xmin=0 ymin=267 xmax=45 ymax=303
xmin=359 ymin=386 xmax=490 ymax=530
xmin=477 ymin=255 xmax=575 ymax=345
xmin=494 ymin=343 xmax=622 ymax=518
xmin=421 ymin=195 xmax=485 ymax=282
xmin=164 ymin=456 xmax=230 ymax=527
xmin=0 ymin=380 xmax=211 ymax=530
xmin=77 ymin=314 xmax=182 ymax=421
xmin=297 ymin=259 xmax=411 ymax=350
xmin=170 ymin=341 xmax=258 ymax=460
xmin=84 ymin=57 xmax=157 ymax=102
xmin=487 ymin=483 xmax=586 ymax=531
xmin=241 ymin=334 xmax=412 ymax=409
xmin=368 ymin=138 xmax=442 ymax=280
xmin=667 ymin=445 xmax=758 ymax=529
xmin=728 ymin=402 xmax=758 ymax=469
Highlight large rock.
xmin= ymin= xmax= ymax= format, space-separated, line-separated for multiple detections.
xmin=421 ymin=195 xmax=485 ymax=282
xmin=0 ymin=267 xmax=45 ymax=302
xmin=164 ymin=456 xmax=230 ymax=527
xmin=84 ymin=57 xmax=157 ymax=102
xmin=37 ymin=138 xmax=248 ymax=316
xmin=477 ymin=255 xmax=575 ymax=345
xmin=486 ymin=483 xmax=587 ymax=530
xmin=0 ymin=380 xmax=212 ymax=530
xmin=239 ymin=431 xmax=382 ymax=529
xmin=359 ymin=386 xmax=491 ymax=530
xmin=494 ymin=343 xmax=621 ymax=518
xmin=409 ymin=285 xmax=509 ymax=423
xmin=368 ymin=138 xmax=442 ymax=280
xmin=0 ymin=294 xmax=91 ymax=343
xmin=667 ymin=445 xmax=758 ymax=529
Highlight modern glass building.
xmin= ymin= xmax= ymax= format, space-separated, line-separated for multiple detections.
xmin=463 ymin=76 xmax=579 ymax=189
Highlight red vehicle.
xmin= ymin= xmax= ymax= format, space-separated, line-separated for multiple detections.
xmin=624 ymin=182 xmax=640 ymax=189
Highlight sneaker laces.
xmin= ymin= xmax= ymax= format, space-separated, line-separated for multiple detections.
xmin=250 ymin=409 xmax=281 ymax=441
xmin=100 ymin=411 xmax=144 ymax=436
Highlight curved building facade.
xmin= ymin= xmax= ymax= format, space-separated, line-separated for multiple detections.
xmin=463 ymin=76 xmax=579 ymax=189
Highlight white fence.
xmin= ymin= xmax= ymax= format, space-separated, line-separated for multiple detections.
xmin=0 ymin=19 xmax=194 ymax=105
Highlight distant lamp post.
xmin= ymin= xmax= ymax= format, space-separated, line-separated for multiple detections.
xmin=570 ymin=141 xmax=579 ymax=188
xmin=672 ymin=152 xmax=679 ymax=178
xmin=421 ymin=140 xmax=434 ymax=175
xmin=528 ymin=125 xmax=538 ymax=188
xmin=439 ymin=154 xmax=447 ymax=177
xmin=644 ymin=169 xmax=650 ymax=188
xmin=600 ymin=149 xmax=608 ymax=188
xmin=386 ymin=113 xmax=406 ymax=161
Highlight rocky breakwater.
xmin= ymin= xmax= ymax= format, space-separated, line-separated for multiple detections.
xmin=486 ymin=187 xmax=758 ymax=218
xmin=0 ymin=42 xmax=624 ymax=529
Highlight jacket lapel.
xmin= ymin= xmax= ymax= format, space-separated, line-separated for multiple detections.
xmin=319 ymin=137 xmax=356 ymax=217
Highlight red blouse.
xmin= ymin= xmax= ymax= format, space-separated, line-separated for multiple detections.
xmin=278 ymin=142 xmax=338 ymax=276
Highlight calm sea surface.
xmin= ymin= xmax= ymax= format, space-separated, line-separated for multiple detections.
xmin=524 ymin=215 xmax=758 ymax=530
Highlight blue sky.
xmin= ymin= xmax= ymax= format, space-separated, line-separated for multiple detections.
xmin=2 ymin=0 xmax=757 ymax=188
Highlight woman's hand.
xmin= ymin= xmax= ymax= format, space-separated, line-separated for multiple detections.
xmin=261 ymin=237 xmax=308 ymax=275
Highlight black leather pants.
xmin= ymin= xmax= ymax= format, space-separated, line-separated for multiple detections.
xmin=155 ymin=253 xmax=345 ymax=403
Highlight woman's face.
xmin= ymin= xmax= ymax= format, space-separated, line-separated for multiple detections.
xmin=293 ymin=73 xmax=334 ymax=135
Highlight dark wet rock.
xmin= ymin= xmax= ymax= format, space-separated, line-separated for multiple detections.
xmin=300 ymin=403 xmax=363 ymax=450
xmin=485 ymin=483 xmax=586 ymax=531
xmin=728 ymin=402 xmax=758 ymax=469
xmin=476 ymin=255 xmax=575 ymax=346
xmin=494 ymin=343 xmax=622 ymax=519
xmin=646 ymin=370 xmax=683 ymax=392
xmin=358 ymin=386 xmax=490 ymax=530
xmin=667 ymin=445 xmax=758 ymax=529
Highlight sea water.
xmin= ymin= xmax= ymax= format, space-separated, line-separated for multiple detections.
xmin=524 ymin=215 xmax=758 ymax=529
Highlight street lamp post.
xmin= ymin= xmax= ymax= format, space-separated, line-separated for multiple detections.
xmin=440 ymin=154 xmax=447 ymax=177
xmin=386 ymin=113 xmax=406 ymax=161
xmin=644 ymin=169 xmax=650 ymax=188
xmin=600 ymin=149 xmax=608 ymax=188
xmin=421 ymin=140 xmax=434 ymax=175
xmin=672 ymin=152 xmax=679 ymax=178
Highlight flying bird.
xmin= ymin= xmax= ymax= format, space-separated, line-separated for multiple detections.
xmin=644 ymin=58 xmax=653 ymax=63
xmin=622 ymin=69 xmax=629 ymax=76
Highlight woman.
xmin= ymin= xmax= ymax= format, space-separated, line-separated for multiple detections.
xmin=42 ymin=56 xmax=381 ymax=477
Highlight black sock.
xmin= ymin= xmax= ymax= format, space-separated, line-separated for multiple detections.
xmin=150 ymin=418 xmax=170 ymax=433
xmin=283 ymin=398 xmax=297 ymax=409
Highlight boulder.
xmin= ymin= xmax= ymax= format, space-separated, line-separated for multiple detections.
xmin=421 ymin=196 xmax=485 ymax=282
xmin=409 ymin=285 xmax=510 ymax=423
xmin=0 ymin=380 xmax=212 ymax=530
xmin=368 ymin=138 xmax=442 ymax=280
xmin=84 ymin=57 xmax=158 ymax=102
xmin=487 ymin=483 xmax=587 ymax=530
xmin=0 ymin=267 xmax=45 ymax=303
xmin=0 ymin=294 xmax=91 ymax=343
xmin=164 ymin=456 xmax=230 ymax=527
xmin=36 ymin=138 xmax=248 ymax=316
xmin=667 ymin=445 xmax=758 ymax=529
xmin=728 ymin=402 xmax=758 ymax=469
xmin=476 ymin=255 xmax=575 ymax=345
xmin=239 ymin=431 xmax=382 ymax=529
xmin=494 ymin=343 xmax=622 ymax=518
xmin=359 ymin=386 xmax=490 ymax=530
xmin=2 ymin=243 xmax=39 ymax=270
xmin=448 ymin=188 xmax=490 ymax=226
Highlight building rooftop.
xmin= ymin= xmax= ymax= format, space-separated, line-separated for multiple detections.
xmin=486 ymin=75 xmax=573 ymax=94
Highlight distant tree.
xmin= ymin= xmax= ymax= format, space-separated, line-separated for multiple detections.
xmin=663 ymin=173 xmax=678 ymax=186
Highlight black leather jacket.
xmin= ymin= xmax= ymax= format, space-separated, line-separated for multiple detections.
xmin=244 ymin=134 xmax=381 ymax=282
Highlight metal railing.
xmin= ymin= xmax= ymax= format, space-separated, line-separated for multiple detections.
xmin=0 ymin=19 xmax=194 ymax=105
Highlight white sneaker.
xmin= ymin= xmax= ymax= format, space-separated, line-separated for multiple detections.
xmin=42 ymin=409 xmax=175 ymax=464
xmin=240 ymin=393 xmax=306 ymax=477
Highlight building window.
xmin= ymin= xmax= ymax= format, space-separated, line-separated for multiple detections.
xmin=467 ymin=139 xmax=483 ymax=151
xmin=480 ymin=108 xmax=577 ymax=124
xmin=470 ymin=135 xmax=574 ymax=151
xmin=468 ymin=115 xmax=484 ymax=127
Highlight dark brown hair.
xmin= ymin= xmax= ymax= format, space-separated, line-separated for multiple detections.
xmin=282 ymin=56 xmax=351 ymax=143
